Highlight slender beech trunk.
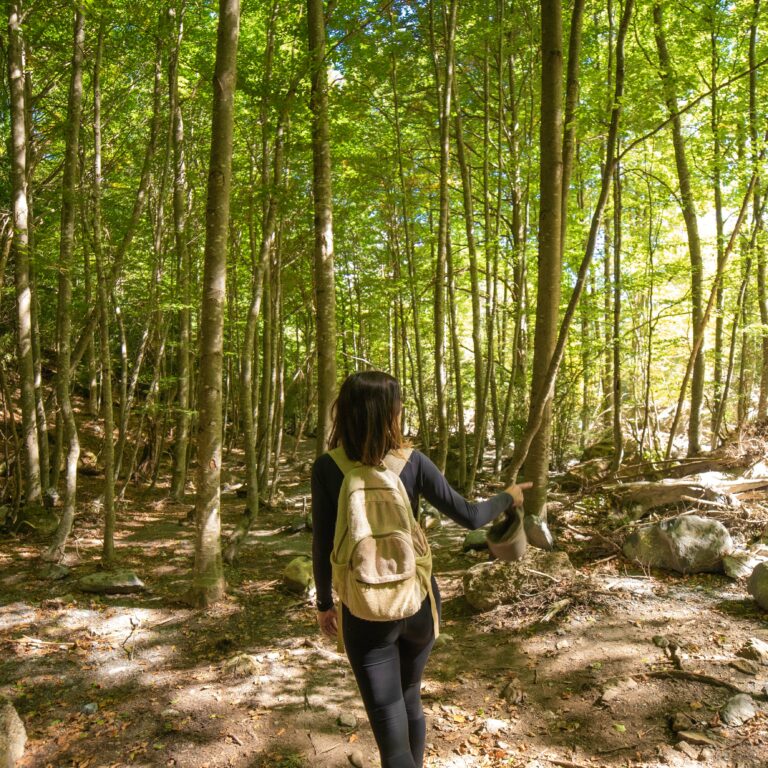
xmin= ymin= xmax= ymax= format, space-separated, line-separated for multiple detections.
xmin=640 ymin=177 xmax=657 ymax=455
xmin=69 ymin=30 xmax=165 ymax=377
xmin=712 ymin=206 xmax=764 ymax=442
xmin=84 ymin=240 xmax=98 ymax=416
xmin=710 ymin=23 xmax=726 ymax=446
xmin=308 ymin=0 xmax=337 ymax=455
xmin=7 ymin=0 xmax=41 ymax=506
xmin=169 ymin=3 xmax=191 ymax=501
xmin=389 ymin=33 xmax=430 ymax=451
xmin=432 ymin=0 xmax=458 ymax=473
xmin=751 ymin=0 xmax=768 ymax=420
xmin=453 ymin=86 xmax=483 ymax=485
xmin=653 ymin=2 xmax=705 ymax=455
xmin=92 ymin=27 xmax=115 ymax=566
xmin=506 ymin=0 xmax=634 ymax=484
xmin=522 ymin=0 xmax=563 ymax=524
xmin=22 ymin=60 xmax=48 ymax=491
xmin=189 ymin=0 xmax=240 ymax=607
xmin=560 ymin=0 xmax=585 ymax=246
xmin=446 ymin=230 xmax=466 ymax=490
xmin=664 ymin=146 xmax=763 ymax=457
xmin=45 ymin=8 xmax=84 ymax=563
xmin=610 ymin=160 xmax=623 ymax=471
xmin=497 ymin=28 xmax=527 ymax=472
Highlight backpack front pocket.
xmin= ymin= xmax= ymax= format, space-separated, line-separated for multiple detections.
xmin=351 ymin=532 xmax=416 ymax=584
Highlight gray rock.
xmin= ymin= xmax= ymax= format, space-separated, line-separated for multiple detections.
xmin=337 ymin=712 xmax=357 ymax=729
xmin=463 ymin=550 xmax=575 ymax=611
xmin=730 ymin=658 xmax=761 ymax=676
xmin=500 ymin=678 xmax=525 ymax=705
xmin=80 ymin=702 xmax=98 ymax=715
xmin=347 ymin=748 xmax=364 ymax=768
xmin=600 ymin=677 xmax=638 ymax=704
xmin=723 ymin=543 xmax=768 ymax=579
xmin=462 ymin=530 xmax=489 ymax=552
xmin=42 ymin=564 xmax=70 ymax=581
xmin=222 ymin=654 xmax=260 ymax=678
xmin=0 ymin=697 xmax=27 ymax=768
xmin=737 ymin=638 xmax=768 ymax=666
xmin=16 ymin=505 xmax=59 ymax=536
xmin=670 ymin=711 xmax=695 ymax=733
xmin=676 ymin=740 xmax=700 ymax=760
xmin=524 ymin=512 xmax=554 ymax=551
xmin=747 ymin=561 xmax=768 ymax=611
xmin=77 ymin=570 xmax=145 ymax=595
xmin=719 ymin=694 xmax=755 ymax=727
xmin=484 ymin=718 xmax=509 ymax=736
xmin=623 ymin=515 xmax=732 ymax=574
xmin=282 ymin=556 xmax=314 ymax=594
xmin=677 ymin=730 xmax=719 ymax=747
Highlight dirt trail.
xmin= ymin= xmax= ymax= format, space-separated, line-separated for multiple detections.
xmin=1 ymin=456 xmax=767 ymax=768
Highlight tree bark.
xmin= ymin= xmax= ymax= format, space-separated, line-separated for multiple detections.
xmin=750 ymin=0 xmax=768 ymax=420
xmin=522 ymin=0 xmax=564 ymax=524
xmin=611 ymin=160 xmax=623 ymax=472
xmin=710 ymin=20 xmax=725 ymax=446
xmin=308 ymin=0 xmax=337 ymax=455
xmin=169 ymin=3 xmax=192 ymax=501
xmin=653 ymin=1 xmax=705 ymax=455
xmin=45 ymin=7 xmax=85 ymax=563
xmin=92 ymin=26 xmax=115 ymax=566
xmin=7 ymin=0 xmax=42 ymax=506
xmin=505 ymin=0 xmax=634 ymax=485
xmin=189 ymin=0 xmax=240 ymax=607
xmin=432 ymin=0 xmax=458 ymax=473
xmin=388 ymin=29 xmax=430 ymax=452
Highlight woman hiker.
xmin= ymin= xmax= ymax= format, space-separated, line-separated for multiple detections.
xmin=312 ymin=371 xmax=531 ymax=768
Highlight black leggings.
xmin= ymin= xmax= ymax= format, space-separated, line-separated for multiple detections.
xmin=342 ymin=588 xmax=441 ymax=768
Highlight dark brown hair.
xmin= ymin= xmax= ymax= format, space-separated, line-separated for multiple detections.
xmin=328 ymin=371 xmax=406 ymax=465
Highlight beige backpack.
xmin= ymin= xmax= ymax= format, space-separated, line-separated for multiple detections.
xmin=329 ymin=447 xmax=438 ymax=635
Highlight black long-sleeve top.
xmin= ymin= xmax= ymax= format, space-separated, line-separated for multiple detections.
xmin=311 ymin=449 xmax=514 ymax=612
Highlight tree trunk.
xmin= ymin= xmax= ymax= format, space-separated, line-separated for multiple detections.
xmin=522 ymin=0 xmax=563 ymax=526
xmin=189 ymin=0 xmax=240 ymax=607
xmin=611 ymin=160 xmax=623 ymax=472
xmin=7 ymin=0 xmax=42 ymax=506
xmin=446 ymin=229 xmax=466 ymax=490
xmin=388 ymin=32 xmax=430 ymax=451
xmin=751 ymin=0 xmax=768 ymax=420
xmin=453 ymin=87 xmax=484 ymax=488
xmin=710 ymin=21 xmax=726 ymax=446
xmin=505 ymin=0 xmax=634 ymax=486
xmin=653 ymin=1 xmax=705 ymax=455
xmin=308 ymin=0 xmax=337 ymax=455
xmin=69 ymin=28 xmax=165 ymax=378
xmin=45 ymin=8 xmax=84 ymax=563
xmin=92 ymin=26 xmax=115 ymax=567
xmin=432 ymin=0 xmax=458 ymax=473
xmin=169 ymin=3 xmax=192 ymax=501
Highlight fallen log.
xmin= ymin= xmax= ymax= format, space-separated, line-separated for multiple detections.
xmin=606 ymin=480 xmax=729 ymax=517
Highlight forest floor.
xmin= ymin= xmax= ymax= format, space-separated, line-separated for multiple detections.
xmin=1 ymin=428 xmax=768 ymax=768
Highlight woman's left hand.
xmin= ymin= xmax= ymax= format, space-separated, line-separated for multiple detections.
xmin=504 ymin=481 xmax=533 ymax=507
xmin=317 ymin=606 xmax=338 ymax=639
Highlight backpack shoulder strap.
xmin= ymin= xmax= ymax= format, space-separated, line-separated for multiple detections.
xmin=328 ymin=446 xmax=358 ymax=476
xmin=383 ymin=447 xmax=413 ymax=477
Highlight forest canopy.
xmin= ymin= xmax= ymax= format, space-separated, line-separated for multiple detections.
xmin=0 ymin=0 xmax=767 ymax=578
